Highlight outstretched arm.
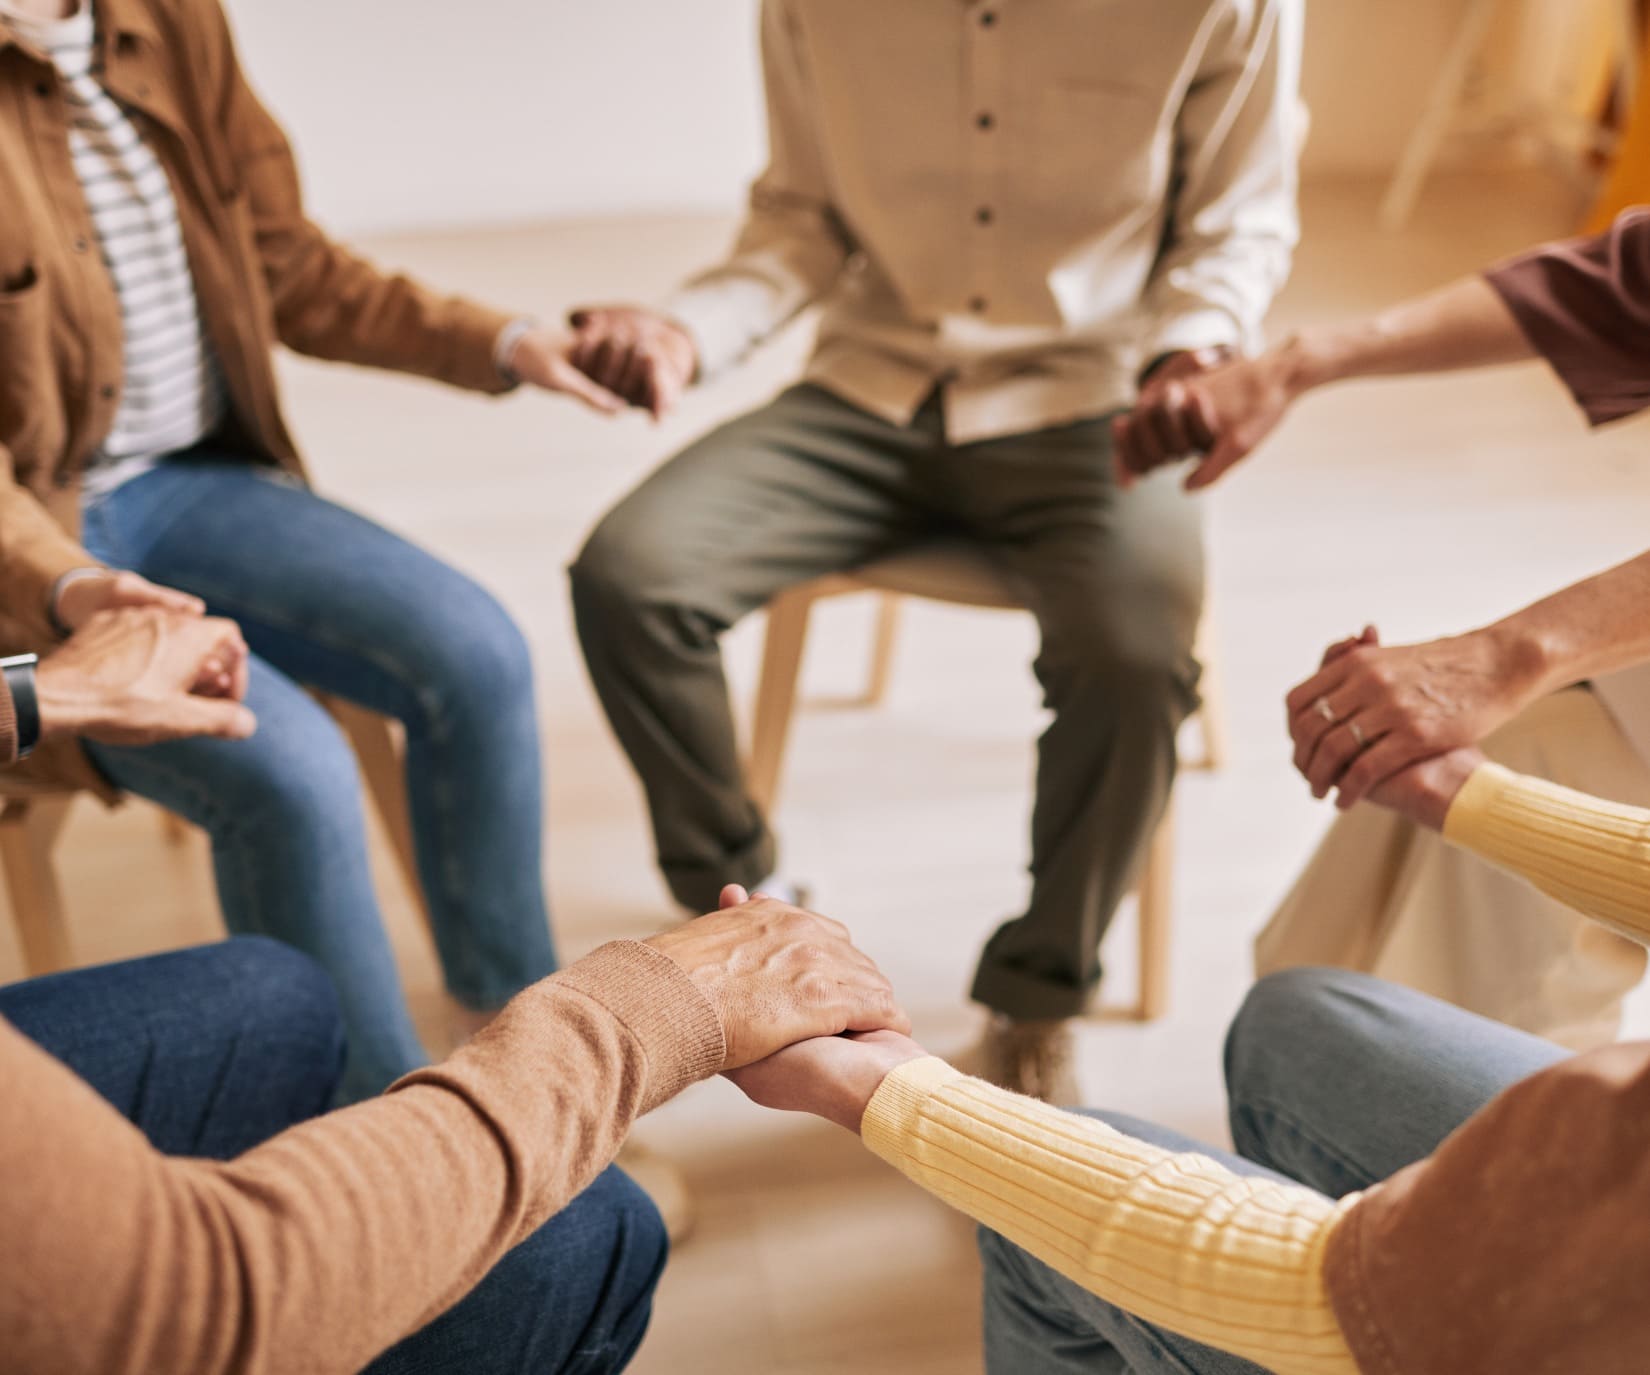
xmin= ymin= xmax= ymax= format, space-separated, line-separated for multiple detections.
xmin=730 ymin=1034 xmax=1360 ymax=1375
xmin=1116 ymin=273 xmax=1532 ymax=488
xmin=0 ymin=899 xmax=907 ymax=1375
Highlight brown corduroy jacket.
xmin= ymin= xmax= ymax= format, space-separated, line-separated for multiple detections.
xmin=0 ymin=0 xmax=516 ymax=794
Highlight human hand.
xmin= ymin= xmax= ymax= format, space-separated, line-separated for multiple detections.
xmin=53 ymin=568 xmax=205 ymax=634
xmin=645 ymin=888 xmax=909 ymax=1070
xmin=1365 ymin=748 xmax=1486 ymax=831
xmin=725 ymin=1028 xmax=927 ymax=1134
xmin=501 ymin=326 xmax=627 ymax=415
xmin=37 ymin=607 xmax=256 ymax=746
xmin=1112 ymin=345 xmax=1301 ymax=492
xmin=565 ymin=306 xmax=697 ymax=420
xmin=1285 ymin=625 xmax=1540 ymax=810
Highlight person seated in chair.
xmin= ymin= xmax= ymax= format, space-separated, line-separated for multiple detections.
xmin=0 ymin=0 xmax=629 ymax=1099
xmin=732 ymin=730 xmax=1650 ymax=1374
xmin=565 ymin=0 xmax=1306 ymax=1099
xmin=1113 ymin=207 xmax=1650 ymax=1049
xmin=0 ymin=610 xmax=911 ymax=1374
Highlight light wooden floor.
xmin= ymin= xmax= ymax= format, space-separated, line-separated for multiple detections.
xmin=5 ymin=171 xmax=1648 ymax=1374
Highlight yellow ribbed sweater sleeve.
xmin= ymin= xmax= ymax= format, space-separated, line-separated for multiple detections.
xmin=862 ymin=1057 xmax=1360 ymax=1375
xmin=1443 ymin=762 xmax=1650 ymax=941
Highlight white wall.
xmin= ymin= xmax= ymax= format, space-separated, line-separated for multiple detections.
xmin=222 ymin=0 xmax=767 ymax=235
xmin=226 ymin=0 xmax=1563 ymax=237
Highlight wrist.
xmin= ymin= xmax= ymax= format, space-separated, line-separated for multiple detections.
xmin=1275 ymin=329 xmax=1342 ymax=397
xmin=1478 ymin=618 xmax=1561 ymax=705
xmin=49 ymin=566 xmax=108 ymax=636
xmin=33 ymin=659 xmax=98 ymax=741
xmin=494 ymin=317 xmax=536 ymax=386
xmin=1 ymin=655 xmax=43 ymax=758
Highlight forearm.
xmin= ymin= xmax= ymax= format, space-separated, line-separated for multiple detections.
xmin=1 ymin=942 xmax=723 ymax=1375
xmin=1474 ymin=548 xmax=1650 ymax=697
xmin=862 ymin=1058 xmax=1360 ymax=1375
xmin=1279 ymin=277 xmax=1536 ymax=398
xmin=1444 ymin=763 xmax=1650 ymax=942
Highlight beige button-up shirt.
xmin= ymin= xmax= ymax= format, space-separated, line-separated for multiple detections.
xmin=669 ymin=0 xmax=1304 ymax=443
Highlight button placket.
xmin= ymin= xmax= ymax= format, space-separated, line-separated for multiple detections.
xmin=964 ymin=0 xmax=1003 ymax=319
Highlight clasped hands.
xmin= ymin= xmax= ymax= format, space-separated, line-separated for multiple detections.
xmin=648 ymin=885 xmax=926 ymax=1136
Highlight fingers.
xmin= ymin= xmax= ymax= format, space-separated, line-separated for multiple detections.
xmin=176 ymin=696 xmax=258 ymax=742
xmin=719 ymin=883 xmax=750 ymax=910
xmin=114 ymin=571 xmax=205 ymax=617
xmin=1183 ymin=433 xmax=1248 ymax=491
xmin=1302 ymin=713 xmax=1390 ymax=798
xmin=1284 ymin=659 xmax=1353 ymax=721
xmin=836 ymin=980 xmax=912 ymax=1037
xmin=547 ymin=359 xmax=626 ymax=415
xmin=1319 ymin=625 xmax=1377 ymax=669
xmin=1334 ymin=735 xmax=1425 ymax=811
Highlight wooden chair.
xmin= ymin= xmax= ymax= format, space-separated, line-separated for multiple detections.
xmin=745 ymin=542 xmax=1227 ymax=1023
xmin=0 ymin=697 xmax=428 ymax=979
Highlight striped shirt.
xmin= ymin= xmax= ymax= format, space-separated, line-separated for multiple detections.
xmin=2 ymin=1 xmax=227 ymax=499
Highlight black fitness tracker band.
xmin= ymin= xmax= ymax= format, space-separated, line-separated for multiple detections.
xmin=0 ymin=654 xmax=42 ymax=760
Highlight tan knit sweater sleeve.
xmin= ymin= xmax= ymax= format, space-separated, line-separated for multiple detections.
xmin=1443 ymin=762 xmax=1650 ymax=940
xmin=0 ymin=940 xmax=724 ymax=1375
xmin=862 ymin=1057 xmax=1361 ymax=1375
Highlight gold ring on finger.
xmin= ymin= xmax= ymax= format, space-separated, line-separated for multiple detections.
xmin=1348 ymin=720 xmax=1366 ymax=749
xmin=1315 ymin=696 xmax=1337 ymax=725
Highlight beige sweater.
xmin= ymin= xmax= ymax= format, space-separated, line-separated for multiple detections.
xmin=0 ymin=940 xmax=723 ymax=1374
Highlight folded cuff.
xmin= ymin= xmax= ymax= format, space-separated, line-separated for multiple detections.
xmin=554 ymin=940 xmax=727 ymax=1111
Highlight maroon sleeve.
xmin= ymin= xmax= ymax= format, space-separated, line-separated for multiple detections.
xmin=1485 ymin=207 xmax=1650 ymax=426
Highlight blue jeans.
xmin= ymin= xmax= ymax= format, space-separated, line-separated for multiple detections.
xmin=80 ymin=456 xmax=557 ymax=1099
xmin=979 ymin=968 xmax=1570 ymax=1374
xmin=1 ymin=939 xmax=666 ymax=1375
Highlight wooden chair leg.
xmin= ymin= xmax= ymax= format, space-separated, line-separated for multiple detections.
xmin=0 ymin=796 xmax=75 ymax=977
xmin=321 ymin=697 xmax=432 ymax=942
xmin=1189 ymin=636 xmax=1230 ymax=774
xmin=861 ymin=594 xmax=903 ymax=707
xmin=747 ymin=586 xmax=819 ymax=815
xmin=1134 ymin=800 xmax=1175 ymax=1022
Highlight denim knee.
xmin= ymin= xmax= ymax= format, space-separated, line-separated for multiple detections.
xmin=211 ymin=936 xmax=346 ymax=1069
xmin=1224 ymin=968 xmax=1365 ymax=1149
xmin=216 ymin=709 xmax=364 ymax=842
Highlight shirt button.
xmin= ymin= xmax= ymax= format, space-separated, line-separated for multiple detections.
xmin=99 ymin=384 xmax=117 ymax=400
xmin=969 ymin=296 xmax=989 ymax=314
xmin=34 ymin=82 xmax=50 ymax=98
xmin=976 ymin=112 xmax=995 ymax=131
xmin=72 ymin=237 xmax=89 ymax=254
xmin=975 ymin=207 xmax=994 ymax=226
xmin=979 ymin=10 xmax=997 ymax=27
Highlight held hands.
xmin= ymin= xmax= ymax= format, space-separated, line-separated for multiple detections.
xmin=1287 ymin=624 xmax=1528 ymax=814
xmin=501 ymin=326 xmax=628 ymax=415
xmin=726 ymin=1027 xmax=927 ymax=1135
xmin=714 ymin=882 xmax=930 ymax=1135
xmin=565 ymin=306 xmax=698 ymax=420
xmin=37 ymin=607 xmax=256 ymax=746
xmin=1112 ymin=345 xmax=1302 ymax=492
xmin=1366 ymin=747 xmax=1486 ymax=832
xmin=53 ymin=568 xmax=206 ymax=632
xmin=645 ymin=884 xmax=910 ymax=1071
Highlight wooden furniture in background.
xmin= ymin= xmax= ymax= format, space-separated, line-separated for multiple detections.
xmin=0 ymin=699 xmax=427 ymax=979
